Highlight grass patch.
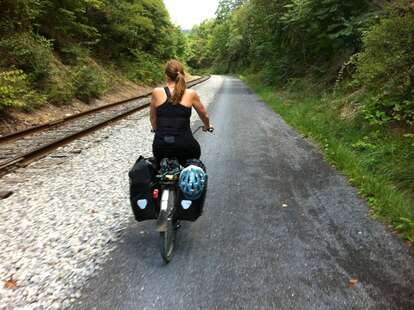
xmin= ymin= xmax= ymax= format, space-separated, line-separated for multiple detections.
xmin=241 ymin=74 xmax=414 ymax=242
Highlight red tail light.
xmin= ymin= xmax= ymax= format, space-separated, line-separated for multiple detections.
xmin=153 ymin=189 xmax=159 ymax=199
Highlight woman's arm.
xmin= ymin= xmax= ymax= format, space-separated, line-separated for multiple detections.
xmin=150 ymin=89 xmax=158 ymax=131
xmin=192 ymin=91 xmax=211 ymax=130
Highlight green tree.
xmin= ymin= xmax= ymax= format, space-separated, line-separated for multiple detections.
xmin=187 ymin=20 xmax=216 ymax=69
xmin=216 ymin=0 xmax=246 ymax=21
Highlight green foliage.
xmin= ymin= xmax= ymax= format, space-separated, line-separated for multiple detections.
xmin=396 ymin=218 xmax=414 ymax=242
xmin=189 ymin=0 xmax=375 ymax=78
xmin=0 ymin=0 xmax=44 ymax=34
xmin=186 ymin=20 xmax=216 ymax=69
xmin=0 ymin=33 xmax=54 ymax=83
xmin=352 ymin=139 xmax=377 ymax=152
xmin=72 ymin=65 xmax=107 ymax=103
xmin=0 ymin=0 xmax=186 ymax=110
xmin=37 ymin=0 xmax=102 ymax=46
xmin=215 ymin=0 xmax=246 ymax=21
xmin=45 ymin=79 xmax=75 ymax=105
xmin=121 ymin=50 xmax=164 ymax=84
xmin=353 ymin=1 xmax=414 ymax=126
xmin=0 ymin=69 xmax=46 ymax=110
xmin=60 ymin=44 xmax=91 ymax=65
xmin=189 ymin=0 xmax=414 ymax=126
xmin=89 ymin=0 xmax=184 ymax=61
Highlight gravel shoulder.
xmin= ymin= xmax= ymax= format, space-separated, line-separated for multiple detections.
xmin=0 ymin=76 xmax=223 ymax=309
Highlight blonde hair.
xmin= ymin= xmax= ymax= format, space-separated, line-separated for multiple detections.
xmin=165 ymin=59 xmax=186 ymax=104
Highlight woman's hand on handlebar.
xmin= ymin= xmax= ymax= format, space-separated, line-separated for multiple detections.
xmin=203 ymin=125 xmax=214 ymax=133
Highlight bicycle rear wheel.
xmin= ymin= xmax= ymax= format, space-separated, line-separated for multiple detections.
xmin=159 ymin=189 xmax=176 ymax=263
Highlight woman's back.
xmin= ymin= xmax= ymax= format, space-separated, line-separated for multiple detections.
xmin=153 ymin=87 xmax=196 ymax=109
xmin=155 ymin=87 xmax=192 ymax=137
xmin=152 ymin=87 xmax=200 ymax=163
xmin=150 ymin=59 xmax=211 ymax=163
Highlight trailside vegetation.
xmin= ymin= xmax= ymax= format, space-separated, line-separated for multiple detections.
xmin=188 ymin=0 xmax=414 ymax=127
xmin=0 ymin=0 xmax=186 ymax=110
xmin=187 ymin=0 xmax=414 ymax=240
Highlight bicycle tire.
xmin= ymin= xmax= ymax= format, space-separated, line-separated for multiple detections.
xmin=160 ymin=190 xmax=176 ymax=263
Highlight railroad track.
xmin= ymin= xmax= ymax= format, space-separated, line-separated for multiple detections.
xmin=0 ymin=76 xmax=211 ymax=177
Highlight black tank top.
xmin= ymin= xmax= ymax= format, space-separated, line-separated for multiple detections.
xmin=156 ymin=87 xmax=192 ymax=137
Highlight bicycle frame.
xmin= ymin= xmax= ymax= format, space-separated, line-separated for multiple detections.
xmin=155 ymin=159 xmax=181 ymax=228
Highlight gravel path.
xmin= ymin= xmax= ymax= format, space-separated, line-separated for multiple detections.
xmin=0 ymin=76 xmax=223 ymax=309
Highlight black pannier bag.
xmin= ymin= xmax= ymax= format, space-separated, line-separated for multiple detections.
xmin=175 ymin=159 xmax=208 ymax=222
xmin=129 ymin=156 xmax=159 ymax=222
xmin=176 ymin=190 xmax=207 ymax=222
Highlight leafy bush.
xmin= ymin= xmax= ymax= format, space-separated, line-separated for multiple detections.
xmin=0 ymin=0 xmax=44 ymax=34
xmin=351 ymin=1 xmax=414 ymax=125
xmin=0 ymin=33 xmax=54 ymax=83
xmin=43 ymin=68 xmax=76 ymax=104
xmin=0 ymin=69 xmax=46 ymax=110
xmin=71 ymin=65 xmax=107 ymax=103
xmin=45 ymin=81 xmax=75 ymax=104
xmin=60 ymin=44 xmax=91 ymax=65
xmin=122 ymin=50 xmax=164 ymax=85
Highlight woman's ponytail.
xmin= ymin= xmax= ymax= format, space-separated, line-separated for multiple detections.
xmin=165 ymin=60 xmax=186 ymax=105
xmin=172 ymin=71 xmax=186 ymax=104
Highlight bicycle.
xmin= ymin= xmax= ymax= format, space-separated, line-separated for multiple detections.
xmin=154 ymin=126 xmax=214 ymax=263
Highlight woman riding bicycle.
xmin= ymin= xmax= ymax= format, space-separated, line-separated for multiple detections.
xmin=148 ymin=60 xmax=211 ymax=262
xmin=150 ymin=60 xmax=212 ymax=164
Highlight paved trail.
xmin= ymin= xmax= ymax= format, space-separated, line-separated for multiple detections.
xmin=74 ymin=77 xmax=414 ymax=310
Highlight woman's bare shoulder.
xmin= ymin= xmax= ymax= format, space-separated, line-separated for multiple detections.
xmin=185 ymin=88 xmax=198 ymax=98
xmin=151 ymin=87 xmax=167 ymax=107
xmin=152 ymin=87 xmax=164 ymax=95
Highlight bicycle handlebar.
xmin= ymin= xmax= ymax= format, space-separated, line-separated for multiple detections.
xmin=151 ymin=126 xmax=215 ymax=135
xmin=192 ymin=125 xmax=215 ymax=135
